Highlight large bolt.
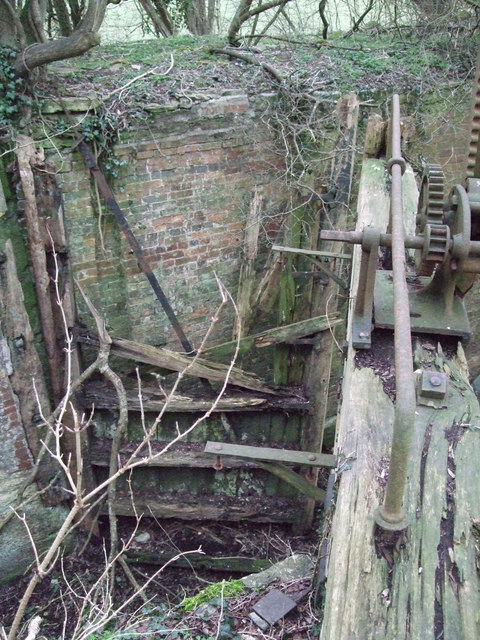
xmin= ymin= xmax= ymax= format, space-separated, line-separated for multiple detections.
xmin=430 ymin=375 xmax=442 ymax=387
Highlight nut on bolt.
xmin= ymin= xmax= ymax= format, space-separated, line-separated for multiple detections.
xmin=419 ymin=369 xmax=448 ymax=399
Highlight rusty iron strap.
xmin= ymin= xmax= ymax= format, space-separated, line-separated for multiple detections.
xmin=81 ymin=143 xmax=194 ymax=355
xmin=375 ymin=95 xmax=416 ymax=531
xmin=59 ymin=101 xmax=195 ymax=356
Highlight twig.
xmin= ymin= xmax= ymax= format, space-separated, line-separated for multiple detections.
xmin=214 ymin=581 xmax=226 ymax=640
xmin=209 ymin=47 xmax=285 ymax=85
xmin=6 ymin=273 xmax=240 ymax=639
xmin=118 ymin=557 xmax=149 ymax=604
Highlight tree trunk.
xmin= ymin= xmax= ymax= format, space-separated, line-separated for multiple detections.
xmin=2 ymin=0 xmax=107 ymax=75
xmin=137 ymin=0 xmax=175 ymax=37
xmin=318 ymin=155 xmax=480 ymax=639
xmin=51 ymin=0 xmax=73 ymax=36
xmin=16 ymin=136 xmax=63 ymax=403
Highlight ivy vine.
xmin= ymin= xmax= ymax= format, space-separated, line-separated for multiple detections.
xmin=79 ymin=112 xmax=127 ymax=178
xmin=0 ymin=48 xmax=31 ymax=127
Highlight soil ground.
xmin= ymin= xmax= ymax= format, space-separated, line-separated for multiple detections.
xmin=0 ymin=518 xmax=320 ymax=639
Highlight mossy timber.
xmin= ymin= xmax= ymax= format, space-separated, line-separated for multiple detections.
xmin=319 ymin=153 xmax=480 ymax=639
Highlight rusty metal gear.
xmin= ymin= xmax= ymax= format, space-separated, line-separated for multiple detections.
xmin=467 ymin=51 xmax=480 ymax=178
xmin=416 ymin=164 xmax=445 ymax=232
xmin=415 ymin=164 xmax=446 ymax=275
xmin=414 ymin=223 xmax=450 ymax=276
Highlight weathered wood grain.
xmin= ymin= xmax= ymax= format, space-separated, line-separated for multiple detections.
xmin=106 ymin=495 xmax=301 ymax=523
xmin=77 ymin=330 xmax=277 ymax=394
xmin=204 ymin=313 xmax=341 ymax=359
xmin=81 ymin=381 xmax=309 ymax=412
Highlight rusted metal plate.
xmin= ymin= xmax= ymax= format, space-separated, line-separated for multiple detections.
xmin=374 ymin=271 xmax=470 ymax=339
xmin=204 ymin=441 xmax=337 ymax=468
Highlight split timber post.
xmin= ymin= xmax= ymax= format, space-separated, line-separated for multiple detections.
xmin=300 ymin=93 xmax=359 ymax=528
xmin=318 ymin=120 xmax=480 ymax=639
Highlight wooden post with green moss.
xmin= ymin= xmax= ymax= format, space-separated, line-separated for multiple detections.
xmin=297 ymin=93 xmax=359 ymax=531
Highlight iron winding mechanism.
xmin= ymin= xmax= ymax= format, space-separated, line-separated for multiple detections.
xmin=322 ymin=165 xmax=480 ymax=349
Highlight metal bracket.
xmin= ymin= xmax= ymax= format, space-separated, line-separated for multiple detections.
xmin=374 ymin=271 xmax=471 ymax=339
xmin=204 ymin=442 xmax=334 ymax=502
xmin=249 ymin=589 xmax=298 ymax=629
xmin=204 ymin=441 xmax=337 ymax=468
xmin=352 ymin=227 xmax=381 ymax=349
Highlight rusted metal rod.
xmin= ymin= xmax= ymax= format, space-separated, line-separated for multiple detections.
xmin=375 ymin=95 xmax=417 ymax=531
xmin=321 ymin=231 xmax=480 ymax=265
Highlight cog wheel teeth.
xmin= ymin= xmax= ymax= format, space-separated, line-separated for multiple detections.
xmin=467 ymin=53 xmax=480 ymax=178
xmin=416 ymin=223 xmax=450 ymax=277
xmin=416 ymin=163 xmax=446 ymax=232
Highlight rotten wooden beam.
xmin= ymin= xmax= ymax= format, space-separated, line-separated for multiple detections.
xmin=299 ymin=92 xmax=359 ymax=529
xmin=105 ymin=495 xmax=301 ymax=523
xmin=81 ymin=382 xmax=309 ymax=413
xmin=319 ymin=154 xmax=480 ymax=639
xmin=89 ymin=438 xmax=255 ymax=469
xmin=126 ymin=551 xmax=272 ymax=574
xmin=363 ymin=113 xmax=386 ymax=158
xmin=76 ymin=329 xmax=277 ymax=394
xmin=203 ymin=313 xmax=341 ymax=359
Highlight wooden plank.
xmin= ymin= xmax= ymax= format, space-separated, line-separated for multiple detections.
xmin=363 ymin=113 xmax=386 ymax=158
xmin=320 ymin=346 xmax=480 ymax=639
xmin=107 ymin=496 xmax=301 ymax=523
xmin=275 ymin=208 xmax=302 ymax=385
xmin=272 ymin=245 xmax=351 ymax=260
xmin=298 ymin=92 xmax=359 ymax=530
xmin=235 ymin=188 xmax=262 ymax=338
xmin=89 ymin=438 xmax=260 ymax=469
xmin=126 ymin=551 xmax=272 ymax=573
xmin=81 ymin=383 xmax=310 ymax=413
xmin=204 ymin=441 xmax=336 ymax=468
xmin=203 ymin=314 xmax=341 ymax=359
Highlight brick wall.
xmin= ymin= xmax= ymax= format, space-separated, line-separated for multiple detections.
xmin=58 ymin=93 xmax=292 ymax=352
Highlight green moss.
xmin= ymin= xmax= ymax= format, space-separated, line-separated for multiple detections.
xmin=0 ymin=205 xmax=41 ymax=337
xmin=181 ymin=579 xmax=245 ymax=612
